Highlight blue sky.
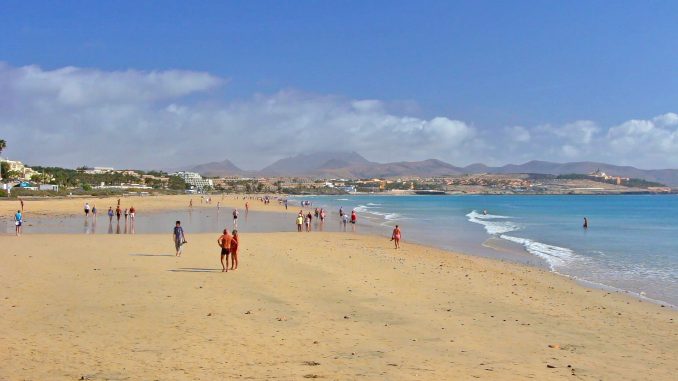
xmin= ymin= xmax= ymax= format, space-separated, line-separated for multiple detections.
xmin=0 ymin=1 xmax=677 ymax=169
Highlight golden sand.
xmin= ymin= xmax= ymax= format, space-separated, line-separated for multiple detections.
xmin=1 ymin=231 xmax=675 ymax=380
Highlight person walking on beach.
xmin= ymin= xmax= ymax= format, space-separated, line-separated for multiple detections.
xmin=173 ymin=221 xmax=187 ymax=257
xmin=342 ymin=213 xmax=349 ymax=231
xmin=230 ymin=229 xmax=239 ymax=270
xmin=129 ymin=206 xmax=136 ymax=222
xmin=124 ymin=208 xmax=129 ymax=222
xmin=217 ymin=229 xmax=232 ymax=272
xmin=107 ymin=207 xmax=114 ymax=222
xmin=245 ymin=202 xmax=249 ymax=213
xmin=84 ymin=203 xmax=91 ymax=218
xmin=116 ymin=205 xmax=122 ymax=222
xmin=189 ymin=199 xmax=193 ymax=208
xmin=19 ymin=198 xmax=24 ymax=212
xmin=232 ymin=209 xmax=239 ymax=227
xmin=296 ymin=213 xmax=304 ymax=232
xmin=350 ymin=210 xmax=357 ymax=231
xmin=391 ymin=225 xmax=402 ymax=249
xmin=14 ymin=209 xmax=22 ymax=236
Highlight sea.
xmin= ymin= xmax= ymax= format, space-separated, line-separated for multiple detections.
xmin=290 ymin=194 xmax=678 ymax=307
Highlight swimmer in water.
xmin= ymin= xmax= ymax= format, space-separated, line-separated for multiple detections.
xmin=483 ymin=209 xmax=488 ymax=215
xmin=583 ymin=217 xmax=589 ymax=229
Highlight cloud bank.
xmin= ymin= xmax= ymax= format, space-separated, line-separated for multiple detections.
xmin=0 ymin=63 xmax=676 ymax=170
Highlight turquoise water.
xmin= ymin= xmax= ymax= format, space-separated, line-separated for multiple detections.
xmin=292 ymin=195 xmax=678 ymax=306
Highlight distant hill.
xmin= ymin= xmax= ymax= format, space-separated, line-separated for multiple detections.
xmin=260 ymin=151 xmax=373 ymax=176
xmin=184 ymin=159 xmax=244 ymax=177
xmin=323 ymin=159 xmax=464 ymax=179
xmin=462 ymin=160 xmax=678 ymax=186
xmin=184 ymin=154 xmax=678 ymax=186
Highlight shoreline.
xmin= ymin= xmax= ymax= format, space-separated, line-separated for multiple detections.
xmin=6 ymin=197 xmax=677 ymax=309
xmin=1 ymin=231 xmax=675 ymax=380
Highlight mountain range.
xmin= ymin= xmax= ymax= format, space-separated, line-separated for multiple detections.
xmin=181 ymin=152 xmax=678 ymax=186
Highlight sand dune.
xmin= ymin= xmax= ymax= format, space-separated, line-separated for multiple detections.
xmin=1 ymin=232 xmax=675 ymax=380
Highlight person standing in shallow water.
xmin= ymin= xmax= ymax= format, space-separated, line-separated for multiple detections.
xmin=173 ymin=221 xmax=187 ymax=257
xmin=583 ymin=217 xmax=589 ymax=229
xmin=14 ymin=210 xmax=22 ymax=236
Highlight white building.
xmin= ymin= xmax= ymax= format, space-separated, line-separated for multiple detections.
xmin=0 ymin=157 xmax=44 ymax=181
xmin=85 ymin=167 xmax=115 ymax=174
xmin=171 ymin=171 xmax=213 ymax=190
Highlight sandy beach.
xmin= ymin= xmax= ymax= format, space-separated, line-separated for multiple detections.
xmin=0 ymin=194 xmax=287 ymax=218
xmin=1 ymin=229 xmax=675 ymax=380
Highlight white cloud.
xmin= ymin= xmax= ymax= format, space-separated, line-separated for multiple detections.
xmin=653 ymin=113 xmax=678 ymax=127
xmin=0 ymin=62 xmax=676 ymax=170
xmin=504 ymin=126 xmax=531 ymax=143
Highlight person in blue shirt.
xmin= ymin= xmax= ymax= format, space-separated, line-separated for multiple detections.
xmin=14 ymin=210 xmax=22 ymax=236
xmin=173 ymin=221 xmax=187 ymax=257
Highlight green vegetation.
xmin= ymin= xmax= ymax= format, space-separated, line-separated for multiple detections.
xmin=1 ymin=161 xmax=10 ymax=178
xmin=168 ymin=175 xmax=189 ymax=190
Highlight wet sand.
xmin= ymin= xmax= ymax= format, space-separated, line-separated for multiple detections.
xmin=1 ymin=232 xmax=675 ymax=380
xmin=0 ymin=194 xmax=287 ymax=218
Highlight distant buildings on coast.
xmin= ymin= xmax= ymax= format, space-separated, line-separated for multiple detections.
xmin=0 ymin=159 xmax=673 ymax=195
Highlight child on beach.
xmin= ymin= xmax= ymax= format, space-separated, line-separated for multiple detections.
xmin=107 ymin=207 xmax=114 ymax=222
xmin=84 ymin=203 xmax=91 ymax=217
xmin=173 ymin=221 xmax=187 ymax=257
xmin=217 ymin=229 xmax=232 ymax=272
xmin=230 ymin=230 xmax=239 ymax=270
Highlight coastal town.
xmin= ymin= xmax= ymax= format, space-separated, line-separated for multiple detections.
xmin=1 ymin=155 xmax=673 ymax=197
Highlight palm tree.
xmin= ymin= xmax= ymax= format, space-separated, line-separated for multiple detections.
xmin=0 ymin=139 xmax=5 ymax=156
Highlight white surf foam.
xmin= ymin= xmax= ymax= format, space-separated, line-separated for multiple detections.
xmin=466 ymin=210 xmax=520 ymax=235
xmin=500 ymin=234 xmax=582 ymax=270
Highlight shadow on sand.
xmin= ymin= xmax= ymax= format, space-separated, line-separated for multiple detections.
xmin=168 ymin=268 xmax=223 ymax=273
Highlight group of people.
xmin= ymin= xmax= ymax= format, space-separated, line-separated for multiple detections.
xmin=98 ymin=201 xmax=136 ymax=224
xmin=171 ymin=220 xmax=240 ymax=273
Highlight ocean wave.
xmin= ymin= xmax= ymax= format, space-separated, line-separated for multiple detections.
xmin=353 ymin=205 xmax=404 ymax=221
xmin=335 ymin=198 xmax=349 ymax=201
xmin=500 ymin=234 xmax=586 ymax=271
xmin=466 ymin=210 xmax=520 ymax=235
xmin=366 ymin=203 xmax=382 ymax=206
